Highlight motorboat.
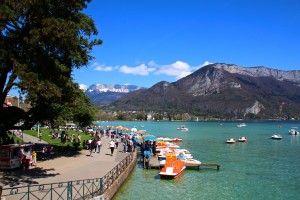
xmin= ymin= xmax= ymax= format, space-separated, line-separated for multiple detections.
xmin=271 ymin=134 xmax=283 ymax=140
xmin=226 ymin=138 xmax=236 ymax=144
xmin=159 ymin=154 xmax=186 ymax=179
xmin=238 ymin=137 xmax=248 ymax=142
xmin=289 ymin=127 xmax=299 ymax=135
xmin=177 ymin=125 xmax=189 ymax=131
xmin=237 ymin=123 xmax=247 ymax=128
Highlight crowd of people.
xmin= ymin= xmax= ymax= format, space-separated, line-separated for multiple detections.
xmin=83 ymin=127 xmax=140 ymax=157
xmin=21 ymin=143 xmax=53 ymax=170
xmin=1 ymin=126 xmax=158 ymax=171
xmin=102 ymin=127 xmax=158 ymax=162
xmin=139 ymin=140 xmax=157 ymax=161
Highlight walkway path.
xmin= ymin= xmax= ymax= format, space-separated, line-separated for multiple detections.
xmin=0 ymin=134 xmax=128 ymax=188
xmin=20 ymin=132 xmax=47 ymax=144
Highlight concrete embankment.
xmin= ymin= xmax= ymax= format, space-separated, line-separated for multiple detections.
xmin=95 ymin=151 xmax=137 ymax=200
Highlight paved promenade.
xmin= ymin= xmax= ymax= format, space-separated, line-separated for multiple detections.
xmin=0 ymin=134 xmax=128 ymax=188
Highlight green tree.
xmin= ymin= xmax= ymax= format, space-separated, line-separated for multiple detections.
xmin=0 ymin=0 xmax=101 ymax=132
xmin=136 ymin=111 xmax=146 ymax=121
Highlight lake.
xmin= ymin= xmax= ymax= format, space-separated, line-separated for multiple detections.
xmin=94 ymin=121 xmax=300 ymax=200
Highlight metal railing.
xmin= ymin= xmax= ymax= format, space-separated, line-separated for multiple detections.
xmin=1 ymin=152 xmax=134 ymax=200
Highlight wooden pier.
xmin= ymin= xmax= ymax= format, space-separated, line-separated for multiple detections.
xmin=142 ymin=154 xmax=220 ymax=171
xmin=200 ymin=163 xmax=220 ymax=171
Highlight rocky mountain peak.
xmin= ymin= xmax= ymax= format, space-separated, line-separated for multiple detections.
xmin=110 ymin=63 xmax=300 ymax=118
xmin=211 ymin=63 xmax=300 ymax=85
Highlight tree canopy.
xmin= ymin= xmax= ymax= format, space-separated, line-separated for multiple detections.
xmin=0 ymin=0 xmax=102 ymax=132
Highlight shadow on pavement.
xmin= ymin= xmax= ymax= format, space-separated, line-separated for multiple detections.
xmin=0 ymin=167 xmax=59 ymax=187
xmin=0 ymin=148 xmax=82 ymax=187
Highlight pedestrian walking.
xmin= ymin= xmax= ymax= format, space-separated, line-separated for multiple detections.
xmin=97 ymin=139 xmax=102 ymax=153
xmin=38 ymin=131 xmax=42 ymax=141
xmin=93 ymin=140 xmax=97 ymax=153
xmin=108 ymin=139 xmax=116 ymax=156
xmin=88 ymin=138 xmax=93 ymax=157
xmin=123 ymin=140 xmax=127 ymax=153
xmin=115 ymin=137 xmax=119 ymax=149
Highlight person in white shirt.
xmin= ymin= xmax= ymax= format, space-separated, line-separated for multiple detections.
xmin=108 ymin=140 xmax=116 ymax=156
xmin=97 ymin=140 xmax=102 ymax=153
xmin=88 ymin=139 xmax=93 ymax=157
xmin=115 ymin=137 xmax=119 ymax=149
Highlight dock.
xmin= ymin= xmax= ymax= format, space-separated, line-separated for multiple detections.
xmin=199 ymin=163 xmax=220 ymax=171
xmin=142 ymin=154 xmax=220 ymax=171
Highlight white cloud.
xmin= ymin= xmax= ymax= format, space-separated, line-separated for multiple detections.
xmin=90 ymin=60 xmax=213 ymax=80
xmin=154 ymin=61 xmax=193 ymax=79
xmin=148 ymin=60 xmax=159 ymax=67
xmin=118 ymin=64 xmax=155 ymax=76
xmin=93 ymin=63 xmax=113 ymax=72
xmin=79 ymin=84 xmax=88 ymax=90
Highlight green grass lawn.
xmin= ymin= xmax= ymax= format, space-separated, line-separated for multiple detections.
xmin=1 ymin=129 xmax=97 ymax=160
xmin=23 ymin=128 xmax=95 ymax=152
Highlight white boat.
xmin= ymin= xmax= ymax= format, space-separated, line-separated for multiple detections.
xmin=180 ymin=158 xmax=201 ymax=166
xmin=155 ymin=142 xmax=180 ymax=154
xmin=289 ymin=127 xmax=299 ymax=135
xmin=156 ymin=137 xmax=182 ymax=142
xmin=156 ymin=137 xmax=173 ymax=142
xmin=238 ymin=137 xmax=248 ymax=142
xmin=177 ymin=125 xmax=189 ymax=131
xmin=237 ymin=123 xmax=247 ymax=128
xmin=226 ymin=138 xmax=236 ymax=144
xmin=158 ymin=148 xmax=193 ymax=160
xmin=271 ymin=134 xmax=283 ymax=140
xmin=160 ymin=158 xmax=201 ymax=167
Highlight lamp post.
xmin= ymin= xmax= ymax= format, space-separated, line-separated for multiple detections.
xmin=37 ymin=123 xmax=40 ymax=139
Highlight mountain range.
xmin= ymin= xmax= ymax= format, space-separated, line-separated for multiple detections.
xmin=106 ymin=63 xmax=300 ymax=119
xmin=84 ymin=84 xmax=145 ymax=104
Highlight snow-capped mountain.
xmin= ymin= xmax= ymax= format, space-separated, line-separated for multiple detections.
xmin=86 ymin=84 xmax=143 ymax=93
xmin=84 ymin=84 xmax=145 ymax=104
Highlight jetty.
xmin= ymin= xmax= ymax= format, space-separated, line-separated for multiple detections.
xmin=142 ymin=154 xmax=220 ymax=171
xmin=199 ymin=163 xmax=220 ymax=171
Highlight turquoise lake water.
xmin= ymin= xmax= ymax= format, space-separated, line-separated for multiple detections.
xmin=94 ymin=121 xmax=300 ymax=200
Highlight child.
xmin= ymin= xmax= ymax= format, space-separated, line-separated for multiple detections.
xmin=32 ymin=151 xmax=37 ymax=166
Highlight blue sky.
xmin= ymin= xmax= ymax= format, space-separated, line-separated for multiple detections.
xmin=13 ymin=0 xmax=300 ymax=95
xmin=74 ymin=0 xmax=300 ymax=90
